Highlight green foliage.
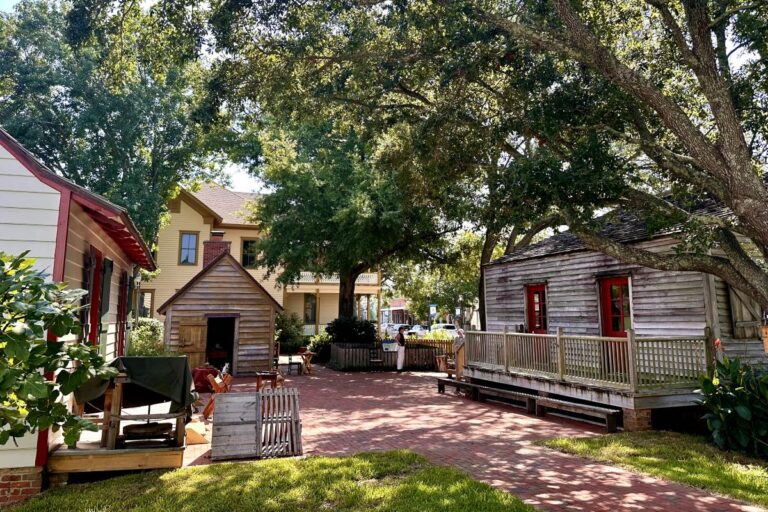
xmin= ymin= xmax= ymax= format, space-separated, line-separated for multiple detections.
xmin=274 ymin=313 xmax=305 ymax=354
xmin=0 ymin=252 xmax=118 ymax=447
xmin=388 ymin=232 xmax=486 ymax=322
xmin=307 ymin=331 xmax=331 ymax=363
xmin=541 ymin=431 xmax=768 ymax=508
xmin=700 ymin=357 xmax=768 ymax=457
xmin=127 ymin=317 xmax=165 ymax=356
xmin=244 ymin=122 xmax=455 ymax=317
xmin=0 ymin=1 xmax=227 ymax=241
xmin=325 ymin=317 xmax=377 ymax=345
xmin=15 ymin=450 xmax=533 ymax=512
xmin=425 ymin=329 xmax=454 ymax=341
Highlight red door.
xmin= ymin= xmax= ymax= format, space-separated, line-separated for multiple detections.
xmin=599 ymin=277 xmax=632 ymax=337
xmin=526 ymin=284 xmax=548 ymax=334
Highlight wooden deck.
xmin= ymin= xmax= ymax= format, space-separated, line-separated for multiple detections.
xmin=48 ymin=442 xmax=184 ymax=474
xmin=464 ymin=329 xmax=712 ymax=409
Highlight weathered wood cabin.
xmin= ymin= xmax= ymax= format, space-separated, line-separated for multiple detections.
xmin=157 ymin=231 xmax=283 ymax=376
xmin=469 ymin=210 xmax=766 ymax=430
xmin=0 ymin=127 xmax=157 ymax=502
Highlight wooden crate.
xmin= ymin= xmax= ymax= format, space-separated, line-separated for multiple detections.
xmin=211 ymin=389 xmax=302 ymax=461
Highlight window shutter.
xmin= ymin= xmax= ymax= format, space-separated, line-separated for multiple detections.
xmin=99 ymin=258 xmax=114 ymax=345
xmin=81 ymin=249 xmax=96 ymax=343
xmin=728 ymin=286 xmax=762 ymax=339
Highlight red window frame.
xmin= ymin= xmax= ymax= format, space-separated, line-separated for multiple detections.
xmin=526 ymin=284 xmax=548 ymax=334
xmin=599 ymin=277 xmax=631 ymax=337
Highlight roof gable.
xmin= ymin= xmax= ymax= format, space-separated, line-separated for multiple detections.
xmin=0 ymin=127 xmax=156 ymax=270
xmin=156 ymin=252 xmax=283 ymax=313
xmin=190 ymin=184 xmax=260 ymax=226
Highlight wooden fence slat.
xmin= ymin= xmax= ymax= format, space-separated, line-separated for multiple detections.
xmin=212 ymin=389 xmax=302 ymax=461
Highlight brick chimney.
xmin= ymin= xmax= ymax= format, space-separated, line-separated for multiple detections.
xmin=203 ymin=231 xmax=231 ymax=267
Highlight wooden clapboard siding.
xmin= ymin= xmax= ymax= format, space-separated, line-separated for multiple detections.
xmin=0 ymin=145 xmax=60 ymax=275
xmin=485 ymin=237 xmax=706 ymax=338
xmin=63 ymin=201 xmax=134 ymax=357
xmin=163 ymin=255 xmax=279 ymax=375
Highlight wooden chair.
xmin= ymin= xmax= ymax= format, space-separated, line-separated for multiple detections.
xmin=300 ymin=352 xmax=314 ymax=375
xmin=436 ymin=355 xmax=456 ymax=379
xmin=203 ymin=374 xmax=231 ymax=420
xmin=369 ymin=347 xmax=384 ymax=369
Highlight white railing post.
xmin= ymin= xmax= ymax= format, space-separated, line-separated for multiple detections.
xmin=503 ymin=326 xmax=509 ymax=372
xmin=556 ymin=327 xmax=565 ymax=381
xmin=627 ymin=329 xmax=639 ymax=392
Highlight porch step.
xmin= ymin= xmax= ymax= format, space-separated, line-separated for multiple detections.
xmin=436 ymin=378 xmax=619 ymax=432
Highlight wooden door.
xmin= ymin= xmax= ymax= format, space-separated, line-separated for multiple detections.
xmin=599 ymin=277 xmax=631 ymax=377
xmin=526 ymin=284 xmax=548 ymax=334
xmin=179 ymin=319 xmax=208 ymax=369
xmin=728 ymin=286 xmax=762 ymax=339
xmin=600 ymin=277 xmax=631 ymax=337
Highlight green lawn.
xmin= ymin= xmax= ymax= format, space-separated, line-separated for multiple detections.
xmin=539 ymin=431 xmax=768 ymax=507
xmin=16 ymin=450 xmax=535 ymax=512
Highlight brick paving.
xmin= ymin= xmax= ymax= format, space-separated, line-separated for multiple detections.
xmin=184 ymin=366 xmax=762 ymax=512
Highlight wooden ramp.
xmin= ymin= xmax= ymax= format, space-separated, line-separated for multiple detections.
xmin=211 ymin=388 xmax=302 ymax=461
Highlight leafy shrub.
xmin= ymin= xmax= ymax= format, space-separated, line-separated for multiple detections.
xmin=325 ymin=317 xmax=377 ymax=344
xmin=425 ymin=328 xmax=454 ymax=341
xmin=127 ymin=317 xmax=165 ymax=356
xmin=700 ymin=356 xmax=768 ymax=457
xmin=0 ymin=251 xmax=117 ymax=446
xmin=308 ymin=331 xmax=331 ymax=363
xmin=275 ymin=312 xmax=305 ymax=354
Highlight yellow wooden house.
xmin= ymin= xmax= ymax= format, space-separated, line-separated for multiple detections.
xmin=144 ymin=184 xmax=382 ymax=336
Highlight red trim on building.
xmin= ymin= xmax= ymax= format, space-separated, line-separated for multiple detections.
xmin=600 ymin=276 xmax=631 ymax=337
xmin=0 ymin=129 xmax=155 ymax=270
xmin=35 ymin=190 xmax=72 ymax=466
xmin=525 ymin=284 xmax=548 ymax=334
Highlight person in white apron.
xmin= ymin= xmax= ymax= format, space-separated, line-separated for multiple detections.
xmin=395 ymin=326 xmax=407 ymax=373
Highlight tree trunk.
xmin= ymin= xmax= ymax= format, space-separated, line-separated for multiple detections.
xmin=338 ymin=271 xmax=361 ymax=318
xmin=478 ymin=229 xmax=499 ymax=331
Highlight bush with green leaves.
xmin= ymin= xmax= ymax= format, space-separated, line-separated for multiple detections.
xmin=700 ymin=356 xmax=768 ymax=457
xmin=424 ymin=328 xmax=454 ymax=341
xmin=0 ymin=252 xmax=118 ymax=446
xmin=275 ymin=312 xmax=305 ymax=354
xmin=325 ymin=317 xmax=377 ymax=344
xmin=127 ymin=317 xmax=165 ymax=356
xmin=307 ymin=331 xmax=331 ymax=362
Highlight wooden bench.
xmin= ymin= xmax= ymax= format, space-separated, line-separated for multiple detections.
xmin=436 ymin=378 xmax=619 ymax=432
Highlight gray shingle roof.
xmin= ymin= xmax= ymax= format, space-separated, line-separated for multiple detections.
xmin=488 ymin=198 xmax=732 ymax=266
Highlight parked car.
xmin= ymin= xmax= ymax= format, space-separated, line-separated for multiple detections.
xmin=407 ymin=325 xmax=430 ymax=338
xmin=431 ymin=323 xmax=460 ymax=338
xmin=386 ymin=324 xmax=410 ymax=338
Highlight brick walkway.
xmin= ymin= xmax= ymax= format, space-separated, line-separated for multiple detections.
xmin=184 ymin=367 xmax=762 ymax=512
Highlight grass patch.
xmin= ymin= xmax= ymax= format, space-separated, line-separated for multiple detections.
xmin=539 ymin=431 xmax=768 ymax=507
xmin=16 ymin=450 xmax=535 ymax=512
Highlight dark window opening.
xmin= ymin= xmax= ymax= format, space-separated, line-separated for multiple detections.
xmin=242 ymin=239 xmax=258 ymax=268
xmin=179 ymin=232 xmax=198 ymax=265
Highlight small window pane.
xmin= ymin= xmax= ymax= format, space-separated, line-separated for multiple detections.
xmin=179 ymin=233 xmax=198 ymax=265
xmin=304 ymin=294 xmax=317 ymax=324
xmin=242 ymin=240 xmax=258 ymax=268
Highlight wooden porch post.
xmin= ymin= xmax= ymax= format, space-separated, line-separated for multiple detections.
xmin=503 ymin=326 xmax=509 ymax=373
xmin=556 ymin=327 xmax=565 ymax=381
xmin=627 ymin=329 xmax=639 ymax=393
xmin=315 ymin=289 xmax=320 ymax=335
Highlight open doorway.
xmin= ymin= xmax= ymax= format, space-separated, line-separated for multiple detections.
xmin=206 ymin=316 xmax=236 ymax=371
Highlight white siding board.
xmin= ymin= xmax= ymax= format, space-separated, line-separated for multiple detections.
xmin=0 ymin=149 xmax=61 ymax=467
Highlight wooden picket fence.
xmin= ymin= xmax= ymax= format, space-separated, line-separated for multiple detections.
xmin=211 ymin=388 xmax=302 ymax=461
xmin=328 ymin=340 xmax=454 ymax=371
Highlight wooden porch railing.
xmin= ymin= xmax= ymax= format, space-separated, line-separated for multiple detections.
xmin=464 ymin=328 xmax=708 ymax=392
